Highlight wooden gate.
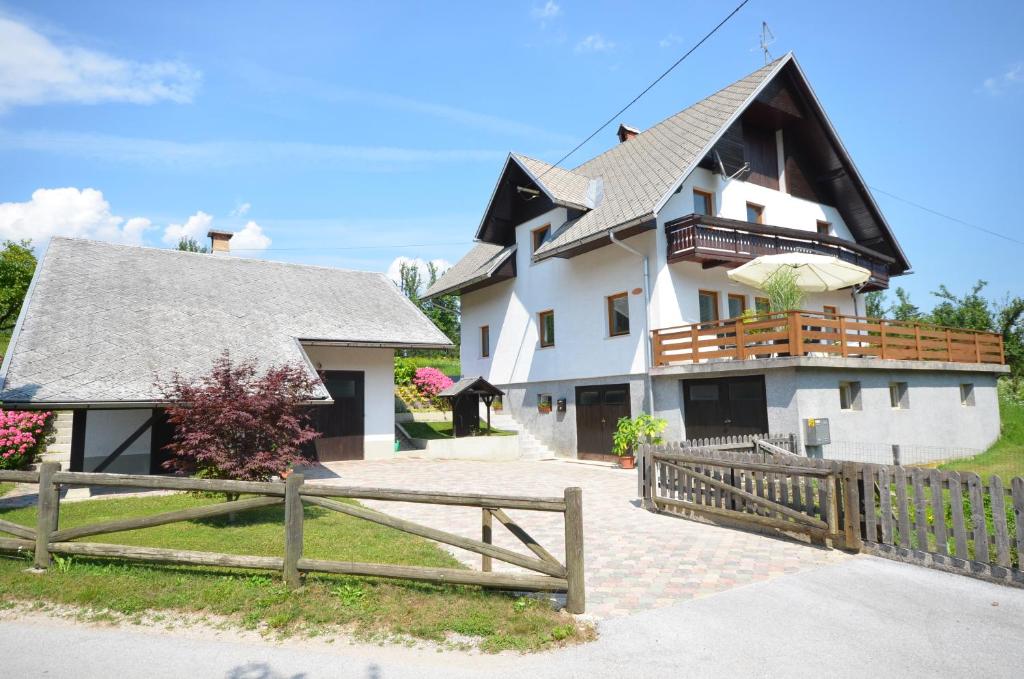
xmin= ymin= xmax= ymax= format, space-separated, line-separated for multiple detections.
xmin=639 ymin=443 xmax=844 ymax=545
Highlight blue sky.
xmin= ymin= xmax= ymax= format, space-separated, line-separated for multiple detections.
xmin=0 ymin=1 xmax=1022 ymax=308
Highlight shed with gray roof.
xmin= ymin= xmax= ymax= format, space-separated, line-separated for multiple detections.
xmin=1 ymin=237 xmax=452 ymax=473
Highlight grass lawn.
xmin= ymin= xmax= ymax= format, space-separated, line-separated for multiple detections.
xmin=0 ymin=493 xmax=588 ymax=651
xmin=940 ymin=397 xmax=1024 ymax=479
xmin=0 ymin=482 xmax=13 ymax=497
xmin=403 ymin=420 xmax=515 ymax=440
xmin=404 ymin=354 xmax=460 ymax=379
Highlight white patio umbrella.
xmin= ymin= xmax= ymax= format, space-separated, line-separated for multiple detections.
xmin=726 ymin=253 xmax=870 ymax=293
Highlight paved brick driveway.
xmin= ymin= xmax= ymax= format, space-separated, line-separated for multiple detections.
xmin=312 ymin=459 xmax=848 ymax=619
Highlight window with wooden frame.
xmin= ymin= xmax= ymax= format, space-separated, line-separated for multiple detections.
xmin=745 ymin=202 xmax=765 ymax=224
xmin=538 ymin=310 xmax=555 ymax=348
xmin=754 ymin=296 xmax=770 ymax=314
xmin=727 ymin=294 xmax=746 ymax=319
xmin=480 ymin=325 xmax=490 ymax=358
xmin=816 ymin=220 xmax=831 ymax=236
xmin=698 ymin=290 xmax=719 ymax=323
xmin=823 ymin=305 xmax=838 ymax=319
xmin=692 ymin=188 xmax=714 ymax=216
xmin=607 ymin=292 xmax=630 ymax=337
xmin=531 ymin=224 xmax=551 ymax=253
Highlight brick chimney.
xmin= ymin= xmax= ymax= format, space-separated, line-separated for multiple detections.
xmin=616 ymin=123 xmax=640 ymax=143
xmin=207 ymin=229 xmax=233 ymax=254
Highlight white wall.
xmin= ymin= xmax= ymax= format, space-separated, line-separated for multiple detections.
xmin=82 ymin=409 xmax=153 ymax=474
xmin=461 ymin=207 xmax=651 ymax=385
xmin=301 ymin=345 xmax=395 ymax=460
xmin=651 ymin=167 xmax=861 ymax=329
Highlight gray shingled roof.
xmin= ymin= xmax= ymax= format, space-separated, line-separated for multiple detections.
xmin=511 ymin=154 xmax=594 ymax=210
xmin=535 ymin=58 xmax=783 ymax=257
xmin=423 ymin=242 xmax=514 ymax=299
xmin=0 ymin=238 xmax=452 ymax=405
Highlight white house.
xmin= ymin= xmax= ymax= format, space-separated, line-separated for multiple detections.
xmin=425 ymin=53 xmax=1008 ymax=463
xmin=0 ymin=234 xmax=452 ymax=473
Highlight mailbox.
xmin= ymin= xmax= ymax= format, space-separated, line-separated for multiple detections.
xmin=803 ymin=418 xmax=831 ymax=446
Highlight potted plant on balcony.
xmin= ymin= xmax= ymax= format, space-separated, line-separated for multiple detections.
xmin=612 ymin=414 xmax=667 ymax=470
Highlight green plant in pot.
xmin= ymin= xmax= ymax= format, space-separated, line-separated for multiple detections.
xmin=612 ymin=414 xmax=667 ymax=469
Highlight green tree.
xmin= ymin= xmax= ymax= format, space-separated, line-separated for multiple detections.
xmin=929 ymin=280 xmax=993 ymax=331
xmin=864 ymin=290 xmax=887 ymax=319
xmin=889 ymin=287 xmax=922 ymax=321
xmin=0 ymin=240 xmax=37 ymax=333
xmin=397 ymin=260 xmax=460 ymax=346
xmin=762 ymin=268 xmax=804 ymax=313
xmin=995 ymin=296 xmax=1024 ymax=379
xmin=177 ymin=237 xmax=209 ymax=253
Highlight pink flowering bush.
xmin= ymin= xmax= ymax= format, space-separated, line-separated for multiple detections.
xmin=0 ymin=409 xmax=55 ymax=471
xmin=412 ymin=367 xmax=454 ymax=399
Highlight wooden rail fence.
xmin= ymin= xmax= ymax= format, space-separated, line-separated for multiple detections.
xmin=0 ymin=463 xmax=586 ymax=613
xmin=640 ymin=443 xmax=1024 ymax=586
xmin=652 ymin=310 xmax=1005 ymax=367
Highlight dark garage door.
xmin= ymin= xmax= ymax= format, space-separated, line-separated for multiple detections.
xmin=575 ymin=384 xmax=631 ymax=460
xmin=310 ymin=370 xmax=365 ymax=461
xmin=682 ymin=375 xmax=768 ymax=439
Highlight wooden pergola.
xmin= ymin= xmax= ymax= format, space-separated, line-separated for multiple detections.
xmin=438 ymin=377 xmax=505 ymax=437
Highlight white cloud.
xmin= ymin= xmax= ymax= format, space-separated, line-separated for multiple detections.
xmin=659 ymin=33 xmax=682 ymax=48
xmin=162 ymin=210 xmax=213 ymax=245
xmin=0 ymin=128 xmax=503 ymax=169
xmin=386 ymin=256 xmax=452 ymax=290
xmin=230 ymin=220 xmax=271 ymax=251
xmin=531 ymin=1 xmax=562 ymax=25
xmin=229 ymin=201 xmax=251 ymax=217
xmin=982 ymin=62 xmax=1024 ymax=95
xmin=575 ymin=34 xmax=615 ymax=53
xmin=0 ymin=187 xmax=152 ymax=245
xmin=0 ymin=16 xmax=201 ymax=112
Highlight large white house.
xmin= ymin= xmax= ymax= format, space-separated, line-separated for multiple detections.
xmin=426 ymin=53 xmax=1008 ymax=462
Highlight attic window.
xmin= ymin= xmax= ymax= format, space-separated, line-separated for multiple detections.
xmin=531 ymin=224 xmax=550 ymax=253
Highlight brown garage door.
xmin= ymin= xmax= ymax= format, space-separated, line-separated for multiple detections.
xmin=311 ymin=370 xmax=365 ymax=461
xmin=682 ymin=375 xmax=768 ymax=439
xmin=575 ymin=384 xmax=631 ymax=460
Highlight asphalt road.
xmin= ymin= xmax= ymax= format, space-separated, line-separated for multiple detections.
xmin=3 ymin=556 xmax=1023 ymax=679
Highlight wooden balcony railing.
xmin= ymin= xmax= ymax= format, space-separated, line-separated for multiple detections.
xmin=665 ymin=214 xmax=893 ymax=290
xmin=651 ymin=310 xmax=1005 ymax=368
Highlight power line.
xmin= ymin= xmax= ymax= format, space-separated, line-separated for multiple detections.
xmin=537 ymin=0 xmax=751 ymax=178
xmin=869 ymin=186 xmax=1024 ymax=247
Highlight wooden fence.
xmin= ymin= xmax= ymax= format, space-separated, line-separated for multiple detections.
xmin=641 ymin=444 xmax=1024 ymax=586
xmin=652 ymin=310 xmax=1005 ymax=367
xmin=0 ymin=463 xmax=586 ymax=613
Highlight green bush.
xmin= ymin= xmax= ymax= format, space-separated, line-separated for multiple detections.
xmin=394 ymin=357 xmax=415 ymax=386
xmin=763 ymin=267 xmax=805 ymax=313
xmin=612 ymin=414 xmax=667 ymax=457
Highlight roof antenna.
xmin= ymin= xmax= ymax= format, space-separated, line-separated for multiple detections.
xmin=759 ymin=22 xmax=775 ymax=64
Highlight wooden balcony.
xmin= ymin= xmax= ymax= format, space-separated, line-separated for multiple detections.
xmin=665 ymin=214 xmax=893 ymax=290
xmin=651 ymin=310 xmax=1005 ymax=368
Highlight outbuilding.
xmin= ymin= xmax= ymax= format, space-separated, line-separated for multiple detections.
xmin=0 ymin=236 xmax=452 ymax=473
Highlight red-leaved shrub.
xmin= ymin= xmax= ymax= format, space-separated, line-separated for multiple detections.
xmin=0 ymin=409 xmax=54 ymax=470
xmin=159 ymin=352 xmax=321 ymax=483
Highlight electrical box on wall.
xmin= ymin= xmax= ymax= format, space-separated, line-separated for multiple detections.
xmin=803 ymin=418 xmax=831 ymax=446
xmin=556 ymin=398 xmax=566 ymax=413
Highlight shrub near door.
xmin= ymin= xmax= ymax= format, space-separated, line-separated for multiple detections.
xmin=612 ymin=414 xmax=667 ymax=470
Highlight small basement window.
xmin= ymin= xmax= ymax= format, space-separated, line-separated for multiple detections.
xmin=839 ymin=381 xmax=862 ymax=411
xmin=960 ymin=383 xmax=976 ymax=406
xmin=889 ymin=382 xmax=909 ymax=409
xmin=607 ymin=292 xmax=630 ymax=337
xmin=538 ymin=309 xmax=555 ymax=348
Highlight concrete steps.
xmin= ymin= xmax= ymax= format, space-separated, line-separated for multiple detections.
xmin=489 ymin=412 xmax=557 ymax=460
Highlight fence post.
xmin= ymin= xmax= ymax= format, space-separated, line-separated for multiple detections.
xmin=826 ymin=473 xmax=839 ymax=544
xmin=481 ymin=508 xmax=492 ymax=572
xmin=283 ymin=473 xmax=304 ymax=589
xmin=563 ymin=487 xmax=585 ymax=614
xmin=33 ymin=462 xmax=60 ymax=569
xmin=841 ymin=462 xmax=863 ymax=551
xmin=891 ymin=444 xmax=901 ymax=466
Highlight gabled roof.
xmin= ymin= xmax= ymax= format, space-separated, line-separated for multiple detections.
xmin=439 ymin=52 xmax=910 ymax=294
xmin=0 ymin=238 xmax=452 ymax=405
xmin=423 ymin=242 xmax=515 ymax=299
xmin=437 ymin=376 xmax=504 ymax=398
